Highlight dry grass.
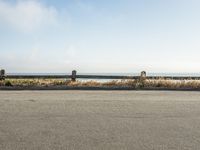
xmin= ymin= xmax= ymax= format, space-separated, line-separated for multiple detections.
xmin=0 ymin=79 xmax=69 ymax=87
xmin=144 ymin=79 xmax=200 ymax=89
xmin=1 ymin=79 xmax=200 ymax=89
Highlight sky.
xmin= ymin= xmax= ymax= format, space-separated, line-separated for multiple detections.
xmin=0 ymin=0 xmax=200 ymax=73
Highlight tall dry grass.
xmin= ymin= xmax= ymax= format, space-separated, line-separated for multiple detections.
xmin=1 ymin=79 xmax=200 ymax=89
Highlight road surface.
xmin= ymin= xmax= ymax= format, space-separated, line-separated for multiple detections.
xmin=0 ymin=91 xmax=200 ymax=150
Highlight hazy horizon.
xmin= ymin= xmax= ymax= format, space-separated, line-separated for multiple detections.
xmin=1 ymin=0 xmax=200 ymax=73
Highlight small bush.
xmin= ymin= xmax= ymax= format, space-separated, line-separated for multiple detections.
xmin=5 ymin=80 xmax=12 ymax=86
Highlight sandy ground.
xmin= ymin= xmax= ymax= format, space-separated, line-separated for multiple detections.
xmin=0 ymin=91 xmax=200 ymax=150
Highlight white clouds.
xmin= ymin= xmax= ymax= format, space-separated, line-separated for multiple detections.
xmin=0 ymin=44 xmax=79 ymax=73
xmin=0 ymin=0 xmax=58 ymax=32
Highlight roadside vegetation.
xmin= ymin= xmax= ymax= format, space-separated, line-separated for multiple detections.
xmin=1 ymin=79 xmax=200 ymax=89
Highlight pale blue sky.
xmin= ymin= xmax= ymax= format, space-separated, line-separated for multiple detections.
xmin=0 ymin=0 xmax=200 ymax=73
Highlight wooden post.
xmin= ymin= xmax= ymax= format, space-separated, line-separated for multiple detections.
xmin=137 ymin=71 xmax=146 ymax=88
xmin=71 ymin=70 xmax=77 ymax=82
xmin=0 ymin=69 xmax=5 ymax=80
xmin=140 ymin=71 xmax=147 ymax=82
xmin=140 ymin=71 xmax=146 ymax=79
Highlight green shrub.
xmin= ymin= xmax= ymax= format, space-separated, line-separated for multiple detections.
xmin=5 ymin=80 xmax=12 ymax=86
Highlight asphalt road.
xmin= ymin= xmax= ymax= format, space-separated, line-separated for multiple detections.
xmin=0 ymin=91 xmax=200 ymax=150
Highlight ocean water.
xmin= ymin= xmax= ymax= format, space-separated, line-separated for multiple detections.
xmin=6 ymin=72 xmax=200 ymax=82
xmin=7 ymin=72 xmax=200 ymax=77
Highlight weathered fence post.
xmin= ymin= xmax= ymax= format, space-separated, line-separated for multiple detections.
xmin=137 ymin=71 xmax=146 ymax=88
xmin=140 ymin=71 xmax=146 ymax=79
xmin=71 ymin=70 xmax=77 ymax=82
xmin=0 ymin=69 xmax=5 ymax=80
